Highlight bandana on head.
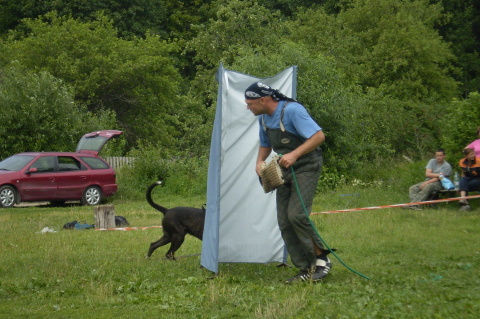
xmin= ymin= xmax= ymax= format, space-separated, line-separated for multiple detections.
xmin=244 ymin=82 xmax=296 ymax=102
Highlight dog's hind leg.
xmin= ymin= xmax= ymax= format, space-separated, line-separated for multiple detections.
xmin=147 ymin=234 xmax=171 ymax=258
xmin=165 ymin=233 xmax=186 ymax=260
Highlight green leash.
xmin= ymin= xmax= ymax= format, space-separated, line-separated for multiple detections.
xmin=290 ymin=165 xmax=371 ymax=280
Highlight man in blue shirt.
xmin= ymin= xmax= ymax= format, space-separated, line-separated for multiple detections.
xmin=245 ymin=82 xmax=331 ymax=283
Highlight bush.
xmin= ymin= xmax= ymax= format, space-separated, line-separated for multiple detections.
xmin=0 ymin=65 xmax=118 ymax=159
xmin=115 ymin=144 xmax=208 ymax=201
xmin=440 ymin=92 xmax=480 ymax=164
xmin=318 ymin=156 xmax=428 ymax=195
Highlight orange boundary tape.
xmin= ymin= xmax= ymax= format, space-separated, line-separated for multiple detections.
xmin=311 ymin=194 xmax=480 ymax=215
xmin=94 ymin=195 xmax=480 ymax=230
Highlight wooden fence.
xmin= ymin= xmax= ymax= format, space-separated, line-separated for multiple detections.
xmin=104 ymin=156 xmax=135 ymax=169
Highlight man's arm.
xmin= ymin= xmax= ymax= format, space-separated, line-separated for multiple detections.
xmin=256 ymin=146 xmax=272 ymax=176
xmin=425 ymin=168 xmax=442 ymax=179
xmin=420 ymin=168 xmax=440 ymax=189
xmin=279 ymin=130 xmax=325 ymax=169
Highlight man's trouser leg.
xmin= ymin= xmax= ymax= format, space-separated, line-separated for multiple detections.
xmin=409 ymin=183 xmax=422 ymax=202
xmin=410 ymin=182 xmax=442 ymax=203
xmin=277 ymin=167 xmax=323 ymax=270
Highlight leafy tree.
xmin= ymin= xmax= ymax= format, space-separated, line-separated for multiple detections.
xmin=255 ymin=0 xmax=321 ymax=16
xmin=280 ymin=1 xmax=463 ymax=159
xmin=289 ymin=0 xmax=459 ymax=102
xmin=187 ymin=0 xmax=285 ymax=106
xmin=0 ymin=0 xmax=166 ymax=38
xmin=189 ymin=0 xmax=284 ymax=68
xmin=1 ymin=0 xmax=478 ymax=184
xmin=440 ymin=92 xmax=480 ymax=163
xmin=0 ymin=65 xmax=118 ymax=159
xmin=436 ymin=0 xmax=480 ymax=96
xmin=330 ymin=0 xmax=461 ymax=158
xmin=1 ymin=13 xmax=189 ymax=151
xmin=0 ymin=0 xmax=218 ymax=40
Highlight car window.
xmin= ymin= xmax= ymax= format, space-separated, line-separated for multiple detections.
xmin=30 ymin=156 xmax=55 ymax=173
xmin=0 ymin=155 xmax=35 ymax=171
xmin=58 ymin=156 xmax=84 ymax=171
xmin=79 ymin=156 xmax=110 ymax=170
xmin=77 ymin=136 xmax=108 ymax=151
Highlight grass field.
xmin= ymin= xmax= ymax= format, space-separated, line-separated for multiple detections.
xmin=0 ymin=187 xmax=479 ymax=318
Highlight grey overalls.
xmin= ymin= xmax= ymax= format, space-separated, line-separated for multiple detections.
xmin=262 ymin=102 xmax=327 ymax=271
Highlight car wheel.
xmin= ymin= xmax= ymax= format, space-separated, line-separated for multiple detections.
xmin=0 ymin=186 xmax=17 ymax=208
xmin=82 ymin=186 xmax=102 ymax=206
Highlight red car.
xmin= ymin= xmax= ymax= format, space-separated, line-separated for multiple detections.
xmin=0 ymin=130 xmax=123 ymax=208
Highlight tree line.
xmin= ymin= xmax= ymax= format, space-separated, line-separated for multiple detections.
xmin=1 ymin=0 xmax=479 ymax=180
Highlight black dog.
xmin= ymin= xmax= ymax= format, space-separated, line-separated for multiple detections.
xmin=146 ymin=181 xmax=205 ymax=259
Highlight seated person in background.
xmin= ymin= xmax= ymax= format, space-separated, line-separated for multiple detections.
xmin=407 ymin=148 xmax=452 ymax=210
xmin=458 ymin=147 xmax=480 ymax=211
xmin=466 ymin=126 xmax=480 ymax=158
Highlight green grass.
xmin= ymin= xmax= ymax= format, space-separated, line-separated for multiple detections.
xmin=0 ymin=187 xmax=479 ymax=318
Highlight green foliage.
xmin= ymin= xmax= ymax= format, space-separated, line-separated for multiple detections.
xmin=352 ymin=91 xmax=445 ymax=160
xmin=169 ymin=94 xmax=215 ymax=157
xmin=317 ymin=153 xmax=428 ymax=194
xmin=0 ymin=0 xmax=478 ymax=183
xmin=186 ymin=0 xmax=286 ymax=106
xmin=284 ymin=1 xmax=458 ymax=161
xmin=438 ymin=0 xmax=480 ymax=95
xmin=290 ymin=0 xmax=459 ymax=101
xmin=116 ymin=143 xmax=208 ymax=200
xmin=317 ymin=166 xmax=347 ymax=192
xmin=1 ymin=12 xmax=192 ymax=151
xmin=188 ymin=0 xmax=283 ymax=68
xmin=256 ymin=0 xmax=322 ymax=16
xmin=0 ymin=0 xmax=174 ymax=39
xmin=0 ymin=65 xmax=117 ymax=159
xmin=440 ymin=92 xmax=480 ymax=163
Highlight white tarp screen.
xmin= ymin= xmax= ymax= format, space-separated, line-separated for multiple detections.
xmin=201 ymin=64 xmax=297 ymax=273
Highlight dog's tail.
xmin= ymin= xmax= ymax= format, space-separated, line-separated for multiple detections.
xmin=146 ymin=181 xmax=168 ymax=215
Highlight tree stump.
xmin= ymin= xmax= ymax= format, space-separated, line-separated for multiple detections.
xmin=94 ymin=204 xmax=116 ymax=229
